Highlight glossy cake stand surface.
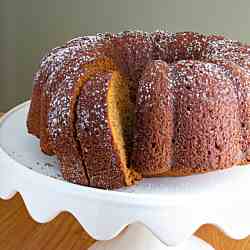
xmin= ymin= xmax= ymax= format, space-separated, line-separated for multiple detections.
xmin=1 ymin=102 xmax=250 ymax=250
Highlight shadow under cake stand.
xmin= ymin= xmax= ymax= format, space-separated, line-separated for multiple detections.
xmin=0 ymin=101 xmax=250 ymax=250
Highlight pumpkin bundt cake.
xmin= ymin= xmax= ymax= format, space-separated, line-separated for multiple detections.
xmin=27 ymin=30 xmax=250 ymax=189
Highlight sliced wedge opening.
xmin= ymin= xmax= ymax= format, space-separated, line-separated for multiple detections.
xmin=107 ymin=71 xmax=142 ymax=186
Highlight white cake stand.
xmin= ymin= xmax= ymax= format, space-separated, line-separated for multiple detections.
xmin=1 ymin=102 xmax=250 ymax=250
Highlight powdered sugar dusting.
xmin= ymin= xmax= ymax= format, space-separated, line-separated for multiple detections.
xmin=203 ymin=38 xmax=250 ymax=71
xmin=77 ymin=75 xmax=109 ymax=135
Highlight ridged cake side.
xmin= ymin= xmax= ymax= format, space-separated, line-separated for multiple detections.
xmin=28 ymin=35 xmax=115 ymax=155
xmin=131 ymin=60 xmax=174 ymax=176
xmin=133 ymin=60 xmax=242 ymax=176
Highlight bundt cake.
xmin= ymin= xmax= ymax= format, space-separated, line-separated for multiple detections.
xmin=27 ymin=30 xmax=250 ymax=189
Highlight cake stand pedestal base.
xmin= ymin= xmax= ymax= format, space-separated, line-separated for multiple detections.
xmin=89 ymin=223 xmax=214 ymax=250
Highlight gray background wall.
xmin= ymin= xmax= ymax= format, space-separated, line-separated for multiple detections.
xmin=1 ymin=0 xmax=250 ymax=111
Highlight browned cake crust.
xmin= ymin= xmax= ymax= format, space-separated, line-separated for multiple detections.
xmin=27 ymin=83 xmax=42 ymax=138
xmin=169 ymin=61 xmax=241 ymax=175
xmin=29 ymin=35 xmax=114 ymax=155
xmin=27 ymin=30 xmax=250 ymax=189
xmin=152 ymin=32 xmax=207 ymax=62
xmin=112 ymin=31 xmax=154 ymax=80
xmin=111 ymin=31 xmax=155 ymax=103
xmin=45 ymin=56 xmax=118 ymax=186
xmin=75 ymin=73 xmax=125 ymax=189
xmin=211 ymin=61 xmax=250 ymax=162
xmin=27 ymin=46 xmax=62 ymax=143
xmin=47 ymin=78 xmax=89 ymax=185
xmin=131 ymin=61 xmax=174 ymax=176
xmin=133 ymin=60 xmax=242 ymax=176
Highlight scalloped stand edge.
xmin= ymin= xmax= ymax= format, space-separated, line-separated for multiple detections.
xmin=89 ymin=223 xmax=214 ymax=250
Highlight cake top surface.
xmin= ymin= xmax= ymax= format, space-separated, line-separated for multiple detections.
xmin=34 ymin=30 xmax=250 ymax=146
